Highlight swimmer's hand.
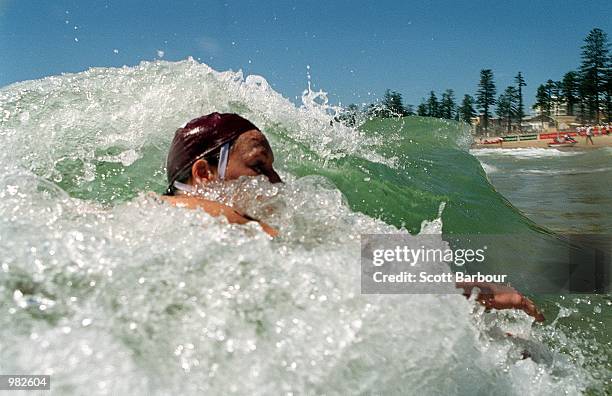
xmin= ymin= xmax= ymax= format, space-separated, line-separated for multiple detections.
xmin=457 ymin=282 xmax=545 ymax=322
xmin=160 ymin=195 xmax=278 ymax=237
xmin=255 ymin=220 xmax=278 ymax=238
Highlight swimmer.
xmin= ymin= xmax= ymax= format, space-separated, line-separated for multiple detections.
xmin=161 ymin=112 xmax=281 ymax=237
xmin=161 ymin=112 xmax=544 ymax=322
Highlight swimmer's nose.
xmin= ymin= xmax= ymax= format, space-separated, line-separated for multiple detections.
xmin=267 ymin=169 xmax=283 ymax=184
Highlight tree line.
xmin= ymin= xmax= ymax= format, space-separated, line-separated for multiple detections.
xmin=336 ymin=88 xmax=479 ymax=127
xmin=533 ymin=28 xmax=610 ymax=124
xmin=337 ymin=28 xmax=610 ymax=133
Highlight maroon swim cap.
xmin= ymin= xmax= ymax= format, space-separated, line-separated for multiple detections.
xmin=166 ymin=112 xmax=259 ymax=189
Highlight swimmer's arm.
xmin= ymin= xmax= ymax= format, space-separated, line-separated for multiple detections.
xmin=160 ymin=195 xmax=278 ymax=237
xmin=457 ymin=281 xmax=544 ymax=322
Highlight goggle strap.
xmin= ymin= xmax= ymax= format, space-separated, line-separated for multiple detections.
xmin=218 ymin=141 xmax=231 ymax=180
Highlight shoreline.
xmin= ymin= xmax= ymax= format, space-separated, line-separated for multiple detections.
xmin=472 ymin=134 xmax=612 ymax=149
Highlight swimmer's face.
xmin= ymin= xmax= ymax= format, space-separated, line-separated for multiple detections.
xmin=190 ymin=129 xmax=282 ymax=184
xmin=224 ymin=129 xmax=282 ymax=183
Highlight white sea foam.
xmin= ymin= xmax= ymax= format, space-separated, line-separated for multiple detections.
xmin=518 ymin=167 xmax=612 ymax=175
xmin=480 ymin=162 xmax=499 ymax=174
xmin=470 ymin=148 xmax=583 ymax=159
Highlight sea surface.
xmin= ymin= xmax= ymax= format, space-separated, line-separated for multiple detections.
xmin=472 ymin=147 xmax=612 ymax=234
xmin=0 ymin=59 xmax=609 ymax=395
xmin=472 ymin=146 xmax=612 ymax=387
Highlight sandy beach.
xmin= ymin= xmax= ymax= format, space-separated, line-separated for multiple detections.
xmin=473 ymin=134 xmax=612 ymax=149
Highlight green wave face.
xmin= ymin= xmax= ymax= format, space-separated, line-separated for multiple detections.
xmin=315 ymin=116 xmax=536 ymax=235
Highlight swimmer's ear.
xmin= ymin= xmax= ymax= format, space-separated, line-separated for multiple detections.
xmin=192 ymin=159 xmax=214 ymax=184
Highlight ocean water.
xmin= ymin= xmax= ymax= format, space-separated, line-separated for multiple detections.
xmin=0 ymin=59 xmax=609 ymax=395
xmin=472 ymin=147 xmax=612 ymax=234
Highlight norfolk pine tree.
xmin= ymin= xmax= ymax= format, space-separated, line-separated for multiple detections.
xmin=476 ymin=69 xmax=496 ymax=132
xmin=514 ymin=72 xmax=526 ymax=131
xmin=580 ymin=28 xmax=610 ymax=123
xmin=459 ymin=94 xmax=477 ymax=124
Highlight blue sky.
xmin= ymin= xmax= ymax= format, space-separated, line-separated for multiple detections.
xmin=1 ymin=0 xmax=610 ymax=111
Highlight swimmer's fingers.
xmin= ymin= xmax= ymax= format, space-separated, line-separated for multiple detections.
xmin=474 ymin=287 xmax=544 ymax=322
xmin=476 ymin=294 xmax=495 ymax=310
xmin=261 ymin=222 xmax=278 ymax=238
xmin=521 ymin=296 xmax=545 ymax=322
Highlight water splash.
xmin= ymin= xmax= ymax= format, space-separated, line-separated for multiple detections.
xmin=0 ymin=59 xmax=604 ymax=395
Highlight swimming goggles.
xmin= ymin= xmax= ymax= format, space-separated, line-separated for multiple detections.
xmin=172 ymin=141 xmax=231 ymax=192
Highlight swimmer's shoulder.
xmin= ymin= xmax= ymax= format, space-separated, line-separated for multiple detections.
xmin=159 ymin=194 xmax=237 ymax=217
xmin=157 ymin=194 xmax=278 ymax=237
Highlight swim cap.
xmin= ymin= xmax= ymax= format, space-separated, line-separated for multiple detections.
xmin=165 ymin=112 xmax=259 ymax=191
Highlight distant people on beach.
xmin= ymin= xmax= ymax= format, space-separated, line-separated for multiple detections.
xmin=585 ymin=126 xmax=594 ymax=145
xmin=561 ymin=134 xmax=577 ymax=143
xmin=476 ymin=124 xmax=608 ymax=148
xmin=480 ymin=137 xmax=503 ymax=147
